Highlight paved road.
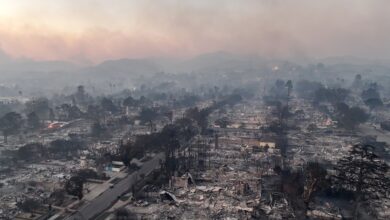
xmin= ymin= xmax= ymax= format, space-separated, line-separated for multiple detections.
xmin=66 ymin=153 xmax=164 ymax=220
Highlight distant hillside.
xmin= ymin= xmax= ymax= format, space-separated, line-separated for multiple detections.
xmin=86 ymin=58 xmax=161 ymax=76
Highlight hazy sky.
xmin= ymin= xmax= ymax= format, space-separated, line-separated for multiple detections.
xmin=0 ymin=0 xmax=389 ymax=63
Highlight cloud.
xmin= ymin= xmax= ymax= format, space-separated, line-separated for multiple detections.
xmin=0 ymin=0 xmax=390 ymax=62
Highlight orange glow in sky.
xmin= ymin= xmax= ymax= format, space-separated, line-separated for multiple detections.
xmin=0 ymin=0 xmax=390 ymax=63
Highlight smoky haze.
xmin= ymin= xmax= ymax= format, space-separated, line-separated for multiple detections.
xmin=0 ymin=0 xmax=390 ymax=63
xmin=1 ymin=2 xmax=390 ymax=220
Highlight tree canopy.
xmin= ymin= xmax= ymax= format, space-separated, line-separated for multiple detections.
xmin=333 ymin=144 xmax=389 ymax=219
xmin=0 ymin=111 xmax=23 ymax=143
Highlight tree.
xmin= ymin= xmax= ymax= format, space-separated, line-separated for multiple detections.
xmin=77 ymin=85 xmax=85 ymax=96
xmin=285 ymin=80 xmax=293 ymax=115
xmin=90 ymin=122 xmax=108 ymax=138
xmin=269 ymin=79 xmax=289 ymax=100
xmin=118 ymin=142 xmax=133 ymax=166
xmin=49 ymin=139 xmax=82 ymax=156
xmin=74 ymin=85 xmax=89 ymax=106
xmin=314 ymin=87 xmax=349 ymax=104
xmin=223 ymin=93 xmax=242 ymax=107
xmin=335 ymin=104 xmax=369 ymax=130
xmin=49 ymin=189 xmax=66 ymax=206
xmin=334 ymin=102 xmax=349 ymax=114
xmin=17 ymin=198 xmax=41 ymax=216
xmin=138 ymin=107 xmax=160 ymax=132
xmin=76 ymin=169 xmax=101 ymax=180
xmin=101 ymin=97 xmax=117 ymax=113
xmin=173 ymin=117 xmax=199 ymax=142
xmin=25 ymin=98 xmax=50 ymax=119
xmin=0 ymin=103 xmax=12 ymax=118
xmin=65 ymin=176 xmax=84 ymax=199
xmin=303 ymin=162 xmax=328 ymax=205
xmin=123 ymin=96 xmax=136 ymax=107
xmin=364 ymin=98 xmax=383 ymax=111
xmin=215 ymin=117 xmax=230 ymax=128
xmin=295 ymin=80 xmax=324 ymax=100
xmin=164 ymin=111 xmax=173 ymax=123
xmin=275 ymin=79 xmax=285 ymax=88
xmin=138 ymin=95 xmax=149 ymax=107
xmin=361 ymin=86 xmax=382 ymax=111
xmin=115 ymin=208 xmax=135 ymax=220
xmin=49 ymin=108 xmax=55 ymax=122
xmin=18 ymin=143 xmax=46 ymax=161
xmin=175 ymin=94 xmax=199 ymax=107
xmin=361 ymin=87 xmax=380 ymax=101
xmin=347 ymin=107 xmax=369 ymax=127
xmin=352 ymin=74 xmax=363 ymax=89
xmin=57 ymin=104 xmax=83 ymax=121
xmin=333 ymin=144 xmax=389 ymax=219
xmin=270 ymin=101 xmax=289 ymax=129
xmin=0 ymin=112 xmax=22 ymax=143
xmin=119 ymin=141 xmax=146 ymax=166
xmin=380 ymin=121 xmax=390 ymax=131
xmin=286 ymin=80 xmax=293 ymax=98
xmin=86 ymin=104 xmax=103 ymax=121
xmin=27 ymin=112 xmax=41 ymax=130
xmin=280 ymin=169 xmax=306 ymax=218
xmin=185 ymin=107 xmax=209 ymax=133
